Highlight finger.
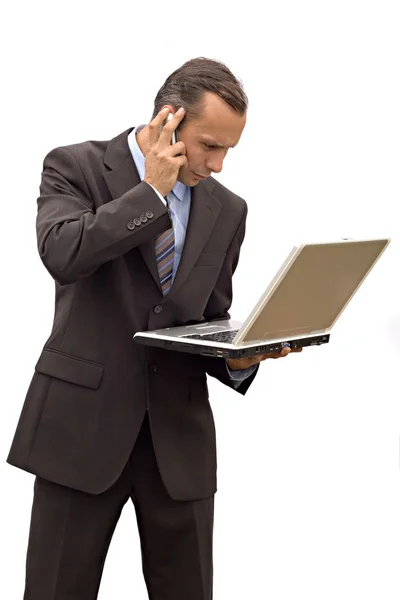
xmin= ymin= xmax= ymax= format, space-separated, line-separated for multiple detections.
xmin=159 ymin=107 xmax=186 ymax=147
xmin=259 ymin=345 xmax=301 ymax=361
xmin=164 ymin=141 xmax=186 ymax=156
xmin=148 ymin=107 xmax=170 ymax=146
xmin=259 ymin=353 xmax=276 ymax=361
xmin=176 ymin=155 xmax=188 ymax=169
xmin=263 ymin=349 xmax=289 ymax=360
xmin=279 ymin=346 xmax=291 ymax=357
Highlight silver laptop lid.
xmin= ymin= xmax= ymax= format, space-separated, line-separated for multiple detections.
xmin=234 ymin=238 xmax=390 ymax=344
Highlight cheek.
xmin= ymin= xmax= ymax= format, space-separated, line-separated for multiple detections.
xmin=185 ymin=145 xmax=204 ymax=167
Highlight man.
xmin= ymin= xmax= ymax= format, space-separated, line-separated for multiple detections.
xmin=7 ymin=57 xmax=300 ymax=600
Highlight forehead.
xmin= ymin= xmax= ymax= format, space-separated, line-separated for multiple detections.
xmin=189 ymin=92 xmax=246 ymax=146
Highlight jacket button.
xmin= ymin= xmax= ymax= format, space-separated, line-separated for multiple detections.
xmin=146 ymin=211 xmax=154 ymax=219
xmin=127 ymin=221 xmax=135 ymax=231
xmin=153 ymin=305 xmax=163 ymax=314
xmin=149 ymin=365 xmax=158 ymax=373
xmin=140 ymin=214 xmax=148 ymax=223
xmin=134 ymin=217 xmax=142 ymax=226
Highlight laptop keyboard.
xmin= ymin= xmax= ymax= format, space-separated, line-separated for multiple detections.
xmin=184 ymin=330 xmax=239 ymax=343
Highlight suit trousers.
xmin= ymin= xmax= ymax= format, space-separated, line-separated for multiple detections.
xmin=23 ymin=413 xmax=214 ymax=600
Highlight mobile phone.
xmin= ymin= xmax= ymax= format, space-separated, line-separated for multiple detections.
xmin=165 ymin=112 xmax=178 ymax=145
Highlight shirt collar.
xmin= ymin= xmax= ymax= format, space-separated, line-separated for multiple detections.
xmin=128 ymin=125 xmax=187 ymax=202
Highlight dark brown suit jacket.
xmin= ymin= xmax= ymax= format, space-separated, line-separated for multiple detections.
xmin=7 ymin=127 xmax=258 ymax=500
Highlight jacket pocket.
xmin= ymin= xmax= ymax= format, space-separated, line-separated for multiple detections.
xmin=35 ymin=348 xmax=104 ymax=390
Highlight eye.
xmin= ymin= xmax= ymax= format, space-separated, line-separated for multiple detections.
xmin=203 ymin=143 xmax=218 ymax=149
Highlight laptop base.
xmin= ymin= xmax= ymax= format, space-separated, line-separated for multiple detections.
xmin=133 ymin=332 xmax=330 ymax=358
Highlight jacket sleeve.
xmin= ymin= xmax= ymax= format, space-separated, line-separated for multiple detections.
xmin=201 ymin=201 xmax=259 ymax=395
xmin=36 ymin=146 xmax=171 ymax=285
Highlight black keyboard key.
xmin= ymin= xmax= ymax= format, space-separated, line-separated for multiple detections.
xmin=185 ymin=330 xmax=239 ymax=343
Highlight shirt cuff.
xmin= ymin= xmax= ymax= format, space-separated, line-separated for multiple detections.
xmin=226 ymin=363 xmax=257 ymax=383
xmin=146 ymin=183 xmax=166 ymax=205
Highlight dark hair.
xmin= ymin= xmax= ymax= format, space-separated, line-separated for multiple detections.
xmin=152 ymin=57 xmax=248 ymax=121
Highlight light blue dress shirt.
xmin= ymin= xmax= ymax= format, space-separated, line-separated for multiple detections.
xmin=127 ymin=126 xmax=256 ymax=384
xmin=128 ymin=125 xmax=189 ymax=282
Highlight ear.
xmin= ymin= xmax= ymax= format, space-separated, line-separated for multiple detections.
xmin=161 ymin=104 xmax=177 ymax=115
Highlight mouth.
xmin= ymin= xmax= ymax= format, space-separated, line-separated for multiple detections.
xmin=192 ymin=172 xmax=208 ymax=180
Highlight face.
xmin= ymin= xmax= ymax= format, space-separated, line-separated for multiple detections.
xmin=174 ymin=92 xmax=246 ymax=187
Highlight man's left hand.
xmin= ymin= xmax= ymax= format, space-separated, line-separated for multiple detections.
xmin=226 ymin=344 xmax=302 ymax=370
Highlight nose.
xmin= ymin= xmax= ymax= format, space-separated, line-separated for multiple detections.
xmin=205 ymin=155 xmax=224 ymax=174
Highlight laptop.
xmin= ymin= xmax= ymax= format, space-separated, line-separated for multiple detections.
xmin=133 ymin=237 xmax=390 ymax=359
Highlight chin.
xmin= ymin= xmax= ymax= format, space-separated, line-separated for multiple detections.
xmin=179 ymin=173 xmax=200 ymax=187
xmin=189 ymin=178 xmax=201 ymax=187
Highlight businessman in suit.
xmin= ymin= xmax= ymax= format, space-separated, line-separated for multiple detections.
xmin=7 ymin=57 xmax=299 ymax=599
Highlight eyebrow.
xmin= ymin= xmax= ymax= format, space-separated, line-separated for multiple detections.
xmin=201 ymin=137 xmax=237 ymax=149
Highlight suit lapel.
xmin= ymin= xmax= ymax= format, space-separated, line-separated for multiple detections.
xmin=102 ymin=128 xmax=222 ymax=297
xmin=168 ymin=179 xmax=222 ymax=299
xmin=103 ymin=128 xmax=161 ymax=291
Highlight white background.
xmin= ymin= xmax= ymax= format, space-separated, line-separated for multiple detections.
xmin=1 ymin=0 xmax=400 ymax=598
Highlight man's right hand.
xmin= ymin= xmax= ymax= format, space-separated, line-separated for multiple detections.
xmin=144 ymin=107 xmax=187 ymax=198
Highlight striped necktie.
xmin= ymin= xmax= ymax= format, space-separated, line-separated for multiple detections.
xmin=155 ymin=199 xmax=175 ymax=295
